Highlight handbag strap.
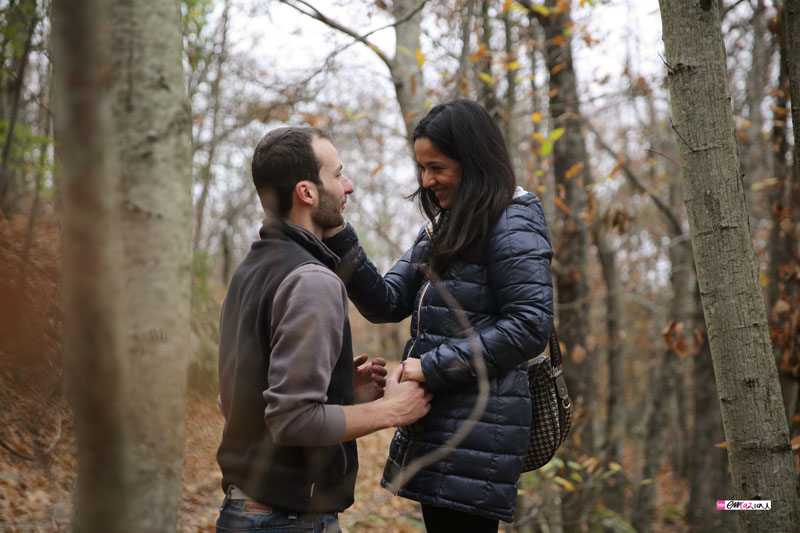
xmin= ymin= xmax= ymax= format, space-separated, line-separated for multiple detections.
xmin=548 ymin=328 xmax=571 ymax=408
xmin=549 ymin=328 xmax=562 ymax=368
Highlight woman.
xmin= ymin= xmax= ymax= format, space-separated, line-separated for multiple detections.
xmin=324 ymin=99 xmax=554 ymax=531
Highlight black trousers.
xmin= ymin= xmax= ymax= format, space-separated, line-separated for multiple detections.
xmin=420 ymin=503 xmax=499 ymax=533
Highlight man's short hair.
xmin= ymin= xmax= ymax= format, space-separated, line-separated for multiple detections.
xmin=251 ymin=127 xmax=331 ymax=217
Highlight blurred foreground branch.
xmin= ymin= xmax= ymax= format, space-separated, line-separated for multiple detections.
xmin=389 ymin=265 xmax=489 ymax=490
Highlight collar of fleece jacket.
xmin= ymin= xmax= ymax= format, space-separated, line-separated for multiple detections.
xmin=259 ymin=218 xmax=340 ymax=272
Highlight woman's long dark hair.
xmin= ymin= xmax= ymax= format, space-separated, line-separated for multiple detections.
xmin=411 ymin=99 xmax=516 ymax=272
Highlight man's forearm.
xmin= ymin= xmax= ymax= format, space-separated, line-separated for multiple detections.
xmin=339 ymin=400 xmax=397 ymax=442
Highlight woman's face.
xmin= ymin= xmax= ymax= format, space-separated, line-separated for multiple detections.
xmin=414 ymin=137 xmax=462 ymax=209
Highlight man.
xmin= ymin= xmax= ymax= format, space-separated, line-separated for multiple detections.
xmin=215 ymin=127 xmax=431 ymax=533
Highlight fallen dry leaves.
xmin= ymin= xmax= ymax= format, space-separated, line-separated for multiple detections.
xmin=0 ymin=395 xmax=426 ymax=533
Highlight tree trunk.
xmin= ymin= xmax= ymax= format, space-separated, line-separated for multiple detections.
xmin=477 ymin=0 xmax=500 ymax=118
xmin=658 ymin=1 xmax=800 ymax=529
xmin=739 ymin=0 xmax=770 ymax=227
xmin=632 ymin=349 xmax=678 ymax=533
xmin=766 ymin=8 xmax=792 ymax=311
xmin=784 ymin=0 xmax=800 ymax=186
xmin=22 ymin=46 xmax=53 ymax=269
xmin=192 ymin=0 xmax=229 ymax=250
xmin=503 ymin=7 xmax=517 ymax=166
xmin=687 ymin=288 xmax=735 ymax=532
xmin=109 ymin=0 xmax=193 ymax=529
xmin=533 ymin=2 xmax=594 ymax=530
xmin=627 ymin=121 xmax=695 ymax=531
xmin=632 ymin=240 xmax=690 ymax=533
xmin=537 ymin=0 xmax=592 ymax=452
xmin=0 ymin=0 xmax=38 ymax=214
xmin=53 ymin=0 xmax=128 ymax=530
xmin=449 ymin=0 xmax=475 ymax=101
xmin=768 ymin=4 xmax=800 ymax=425
xmin=526 ymin=21 xmax=548 ymax=202
xmin=390 ymin=0 xmax=427 ymax=144
xmin=593 ymin=222 xmax=626 ymax=514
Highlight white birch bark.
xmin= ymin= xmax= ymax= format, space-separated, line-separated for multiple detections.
xmin=109 ymin=0 xmax=193 ymax=529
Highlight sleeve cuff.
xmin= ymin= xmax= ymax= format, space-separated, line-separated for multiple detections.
xmin=318 ymin=404 xmax=347 ymax=444
xmin=323 ymin=221 xmax=358 ymax=256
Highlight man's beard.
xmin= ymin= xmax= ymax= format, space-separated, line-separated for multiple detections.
xmin=312 ymin=183 xmax=344 ymax=229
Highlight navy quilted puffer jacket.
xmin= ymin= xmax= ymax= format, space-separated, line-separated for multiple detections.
xmin=324 ymin=190 xmax=553 ymax=523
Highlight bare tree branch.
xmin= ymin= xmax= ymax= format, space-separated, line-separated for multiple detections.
xmin=268 ymin=0 xmax=428 ymax=95
xmin=585 ymin=121 xmax=684 ymax=237
xmin=450 ymin=0 xmax=476 ymax=100
xmin=278 ymin=0 xmax=394 ymax=71
xmin=645 ymin=148 xmax=680 ymax=168
xmin=360 ymin=0 xmax=428 ymax=41
xmin=194 ymin=0 xmax=231 ymax=250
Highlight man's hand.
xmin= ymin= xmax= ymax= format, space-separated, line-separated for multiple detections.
xmin=383 ymin=364 xmax=432 ymax=427
xmin=339 ymin=364 xmax=432 ymax=441
xmin=400 ymin=357 xmax=426 ymax=383
xmin=353 ymin=354 xmax=388 ymax=404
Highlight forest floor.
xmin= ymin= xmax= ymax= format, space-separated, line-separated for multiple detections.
xmin=0 ymin=395 xmax=419 ymax=533
xmin=0 ymin=393 xmax=691 ymax=533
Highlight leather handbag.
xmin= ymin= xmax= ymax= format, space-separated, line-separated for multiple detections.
xmin=521 ymin=328 xmax=572 ymax=472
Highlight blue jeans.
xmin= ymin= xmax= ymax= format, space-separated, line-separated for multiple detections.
xmin=216 ymin=493 xmax=341 ymax=533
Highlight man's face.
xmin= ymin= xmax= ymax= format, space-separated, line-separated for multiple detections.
xmin=311 ymin=137 xmax=353 ymax=230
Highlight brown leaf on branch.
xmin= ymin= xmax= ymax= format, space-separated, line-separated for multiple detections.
xmin=565 ymin=162 xmax=584 ymax=180
xmin=554 ymin=196 xmax=572 ymax=216
xmin=551 ymin=61 xmax=567 ymax=75
xmin=404 ymin=110 xmax=420 ymax=125
xmin=469 ymin=42 xmax=487 ymax=62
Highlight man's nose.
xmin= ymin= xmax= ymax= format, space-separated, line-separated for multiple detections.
xmin=343 ymin=176 xmax=354 ymax=195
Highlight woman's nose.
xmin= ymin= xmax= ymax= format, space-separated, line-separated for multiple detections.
xmin=421 ymin=169 xmax=435 ymax=188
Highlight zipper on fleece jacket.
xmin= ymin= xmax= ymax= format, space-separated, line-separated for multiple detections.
xmin=339 ymin=442 xmax=348 ymax=476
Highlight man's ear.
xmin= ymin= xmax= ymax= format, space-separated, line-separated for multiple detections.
xmin=293 ymin=180 xmax=316 ymax=208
